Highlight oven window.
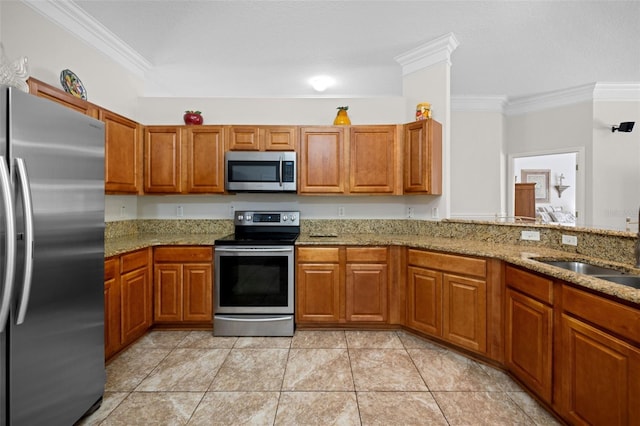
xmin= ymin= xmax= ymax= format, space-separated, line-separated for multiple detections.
xmin=219 ymin=256 xmax=289 ymax=306
xmin=228 ymin=161 xmax=279 ymax=182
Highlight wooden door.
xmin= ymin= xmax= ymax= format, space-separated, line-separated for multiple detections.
xmin=120 ymin=267 xmax=151 ymax=345
xmin=559 ymin=314 xmax=640 ymax=425
xmin=345 ymin=263 xmax=388 ymax=322
xmin=296 ymin=263 xmax=341 ymax=322
xmin=264 ymin=126 xmax=297 ymax=151
xmin=442 ymin=273 xmax=487 ymax=353
xmin=154 ymin=263 xmax=182 ymax=322
xmin=406 ymin=266 xmax=442 ymax=336
xmin=349 ymin=126 xmax=397 ymax=193
xmin=403 ymin=120 xmax=442 ymax=194
xmin=299 ymin=127 xmax=345 ymax=193
xmin=104 ymin=258 xmax=121 ymax=359
xmin=186 ymin=126 xmax=225 ymax=193
xmin=227 ymin=126 xmax=260 ymax=151
xmin=144 ymin=127 xmax=182 ymax=193
xmin=505 ymin=288 xmax=553 ymax=402
xmin=183 ymin=263 xmax=213 ymax=322
xmin=101 ymin=109 xmax=141 ymax=194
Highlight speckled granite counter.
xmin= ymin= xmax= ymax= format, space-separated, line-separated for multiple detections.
xmin=105 ymin=219 xmax=640 ymax=305
xmin=297 ymin=232 xmax=640 ymax=305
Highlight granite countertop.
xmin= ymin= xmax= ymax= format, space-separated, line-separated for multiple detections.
xmin=105 ymin=232 xmax=640 ymax=305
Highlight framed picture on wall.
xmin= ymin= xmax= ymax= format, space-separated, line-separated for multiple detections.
xmin=521 ymin=169 xmax=550 ymax=202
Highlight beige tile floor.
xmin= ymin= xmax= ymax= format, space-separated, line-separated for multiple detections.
xmin=77 ymin=330 xmax=560 ymax=425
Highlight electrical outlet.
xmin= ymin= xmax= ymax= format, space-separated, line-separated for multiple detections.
xmin=521 ymin=230 xmax=540 ymax=241
xmin=338 ymin=206 xmax=345 ymax=217
xmin=431 ymin=207 xmax=439 ymax=219
xmin=229 ymin=204 xmax=235 ymax=218
xmin=120 ymin=205 xmax=126 ymax=218
xmin=406 ymin=207 xmax=414 ymax=218
xmin=176 ymin=205 xmax=184 ymax=217
xmin=562 ymin=235 xmax=578 ymax=246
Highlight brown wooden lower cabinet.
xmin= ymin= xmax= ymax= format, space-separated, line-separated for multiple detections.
xmin=504 ymin=266 xmax=554 ymax=403
xmin=406 ymin=249 xmax=489 ymax=355
xmin=296 ymin=246 xmax=389 ymax=324
xmin=104 ymin=248 xmax=152 ymax=360
xmin=153 ymin=246 xmax=213 ymax=324
xmin=557 ymin=285 xmax=640 ymax=425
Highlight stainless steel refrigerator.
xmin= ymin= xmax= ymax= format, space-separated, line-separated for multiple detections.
xmin=0 ymin=87 xmax=105 ymax=425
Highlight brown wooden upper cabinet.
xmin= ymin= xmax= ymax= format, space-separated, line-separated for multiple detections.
xmin=101 ymin=109 xmax=142 ymax=194
xmin=299 ymin=125 xmax=399 ymax=194
xmin=144 ymin=126 xmax=225 ymax=194
xmin=29 ymin=78 xmax=144 ymax=195
xmin=403 ymin=119 xmax=442 ymax=194
xmin=28 ymin=77 xmax=99 ymax=118
xmin=227 ymin=125 xmax=297 ymax=151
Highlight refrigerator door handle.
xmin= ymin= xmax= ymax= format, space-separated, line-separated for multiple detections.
xmin=0 ymin=156 xmax=16 ymax=332
xmin=15 ymin=157 xmax=34 ymax=325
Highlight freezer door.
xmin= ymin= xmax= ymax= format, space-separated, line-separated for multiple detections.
xmin=7 ymin=88 xmax=105 ymax=425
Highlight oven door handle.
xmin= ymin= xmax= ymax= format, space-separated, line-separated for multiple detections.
xmin=215 ymin=247 xmax=293 ymax=253
xmin=215 ymin=315 xmax=293 ymax=323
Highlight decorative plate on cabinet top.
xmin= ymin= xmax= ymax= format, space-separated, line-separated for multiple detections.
xmin=59 ymin=69 xmax=87 ymax=100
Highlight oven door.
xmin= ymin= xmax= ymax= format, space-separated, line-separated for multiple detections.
xmin=214 ymin=245 xmax=294 ymax=314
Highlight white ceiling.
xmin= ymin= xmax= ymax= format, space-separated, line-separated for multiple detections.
xmin=39 ymin=1 xmax=640 ymax=99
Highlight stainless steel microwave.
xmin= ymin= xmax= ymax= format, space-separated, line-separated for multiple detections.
xmin=225 ymin=151 xmax=297 ymax=192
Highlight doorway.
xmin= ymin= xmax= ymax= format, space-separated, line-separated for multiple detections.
xmin=510 ymin=150 xmax=583 ymax=226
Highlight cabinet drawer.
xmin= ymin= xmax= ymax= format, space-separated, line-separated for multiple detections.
xmin=346 ymin=247 xmax=387 ymax=262
xmin=105 ymin=257 xmax=118 ymax=280
xmin=562 ymin=285 xmax=640 ymax=345
xmin=120 ymin=249 xmax=149 ymax=274
xmin=506 ymin=265 xmax=554 ymax=305
xmin=407 ymin=249 xmax=486 ymax=278
xmin=155 ymin=246 xmax=213 ymax=262
xmin=297 ymin=247 xmax=340 ymax=263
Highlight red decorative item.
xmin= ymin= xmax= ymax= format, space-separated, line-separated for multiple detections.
xmin=183 ymin=110 xmax=203 ymax=125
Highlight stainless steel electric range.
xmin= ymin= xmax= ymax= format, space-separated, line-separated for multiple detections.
xmin=213 ymin=210 xmax=299 ymax=336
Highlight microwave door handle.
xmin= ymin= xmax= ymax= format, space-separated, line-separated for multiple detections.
xmin=0 ymin=156 xmax=16 ymax=333
xmin=279 ymin=155 xmax=283 ymax=187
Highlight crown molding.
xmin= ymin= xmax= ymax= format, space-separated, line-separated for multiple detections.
xmin=22 ymin=0 xmax=151 ymax=77
xmin=395 ymin=32 xmax=460 ymax=75
xmin=504 ymin=83 xmax=596 ymax=116
xmin=451 ymin=96 xmax=507 ymax=113
xmin=592 ymin=82 xmax=640 ymax=101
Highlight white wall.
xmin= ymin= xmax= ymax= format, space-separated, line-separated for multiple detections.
xmin=0 ymin=1 xmax=143 ymax=118
xmin=591 ymin=100 xmax=640 ymax=230
xmin=450 ymin=110 xmax=505 ymax=219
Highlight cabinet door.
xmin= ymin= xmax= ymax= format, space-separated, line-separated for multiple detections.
xmin=505 ymin=288 xmax=553 ymax=402
xmin=403 ymin=120 xmax=442 ymax=194
xmin=183 ymin=263 xmax=213 ymax=322
xmin=121 ymin=267 xmax=151 ymax=345
xmin=144 ymin=127 xmax=182 ymax=193
xmin=227 ymin=126 xmax=260 ymax=150
xmin=264 ymin=126 xmax=297 ymax=151
xmin=299 ymin=127 xmax=345 ymax=193
xmin=442 ymin=273 xmax=487 ymax=353
xmin=559 ymin=314 xmax=640 ymax=425
xmin=345 ymin=263 xmax=388 ymax=322
xmin=186 ymin=127 xmax=225 ymax=193
xmin=296 ymin=263 xmax=341 ymax=322
xmin=28 ymin=77 xmax=99 ymax=118
xmin=154 ymin=263 xmax=182 ymax=322
xmin=349 ymin=126 xmax=397 ymax=194
xmin=406 ymin=266 xmax=442 ymax=336
xmin=101 ymin=109 xmax=141 ymax=194
xmin=104 ymin=258 xmax=121 ymax=359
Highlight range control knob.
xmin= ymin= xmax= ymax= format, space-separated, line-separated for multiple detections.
xmin=237 ymin=215 xmax=244 ymax=221
xmin=282 ymin=215 xmax=288 ymax=221
xmin=246 ymin=215 xmax=252 ymax=221
xmin=290 ymin=214 xmax=297 ymax=222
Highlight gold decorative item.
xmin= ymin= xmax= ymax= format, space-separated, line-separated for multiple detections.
xmin=416 ymin=102 xmax=431 ymax=120
xmin=333 ymin=106 xmax=351 ymax=125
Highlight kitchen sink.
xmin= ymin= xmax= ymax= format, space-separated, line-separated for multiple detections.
xmin=536 ymin=260 xmax=626 ymax=276
xmin=596 ymin=275 xmax=640 ymax=290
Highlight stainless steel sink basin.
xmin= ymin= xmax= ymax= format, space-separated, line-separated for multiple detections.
xmin=596 ymin=275 xmax=640 ymax=290
xmin=536 ymin=260 xmax=625 ymax=276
